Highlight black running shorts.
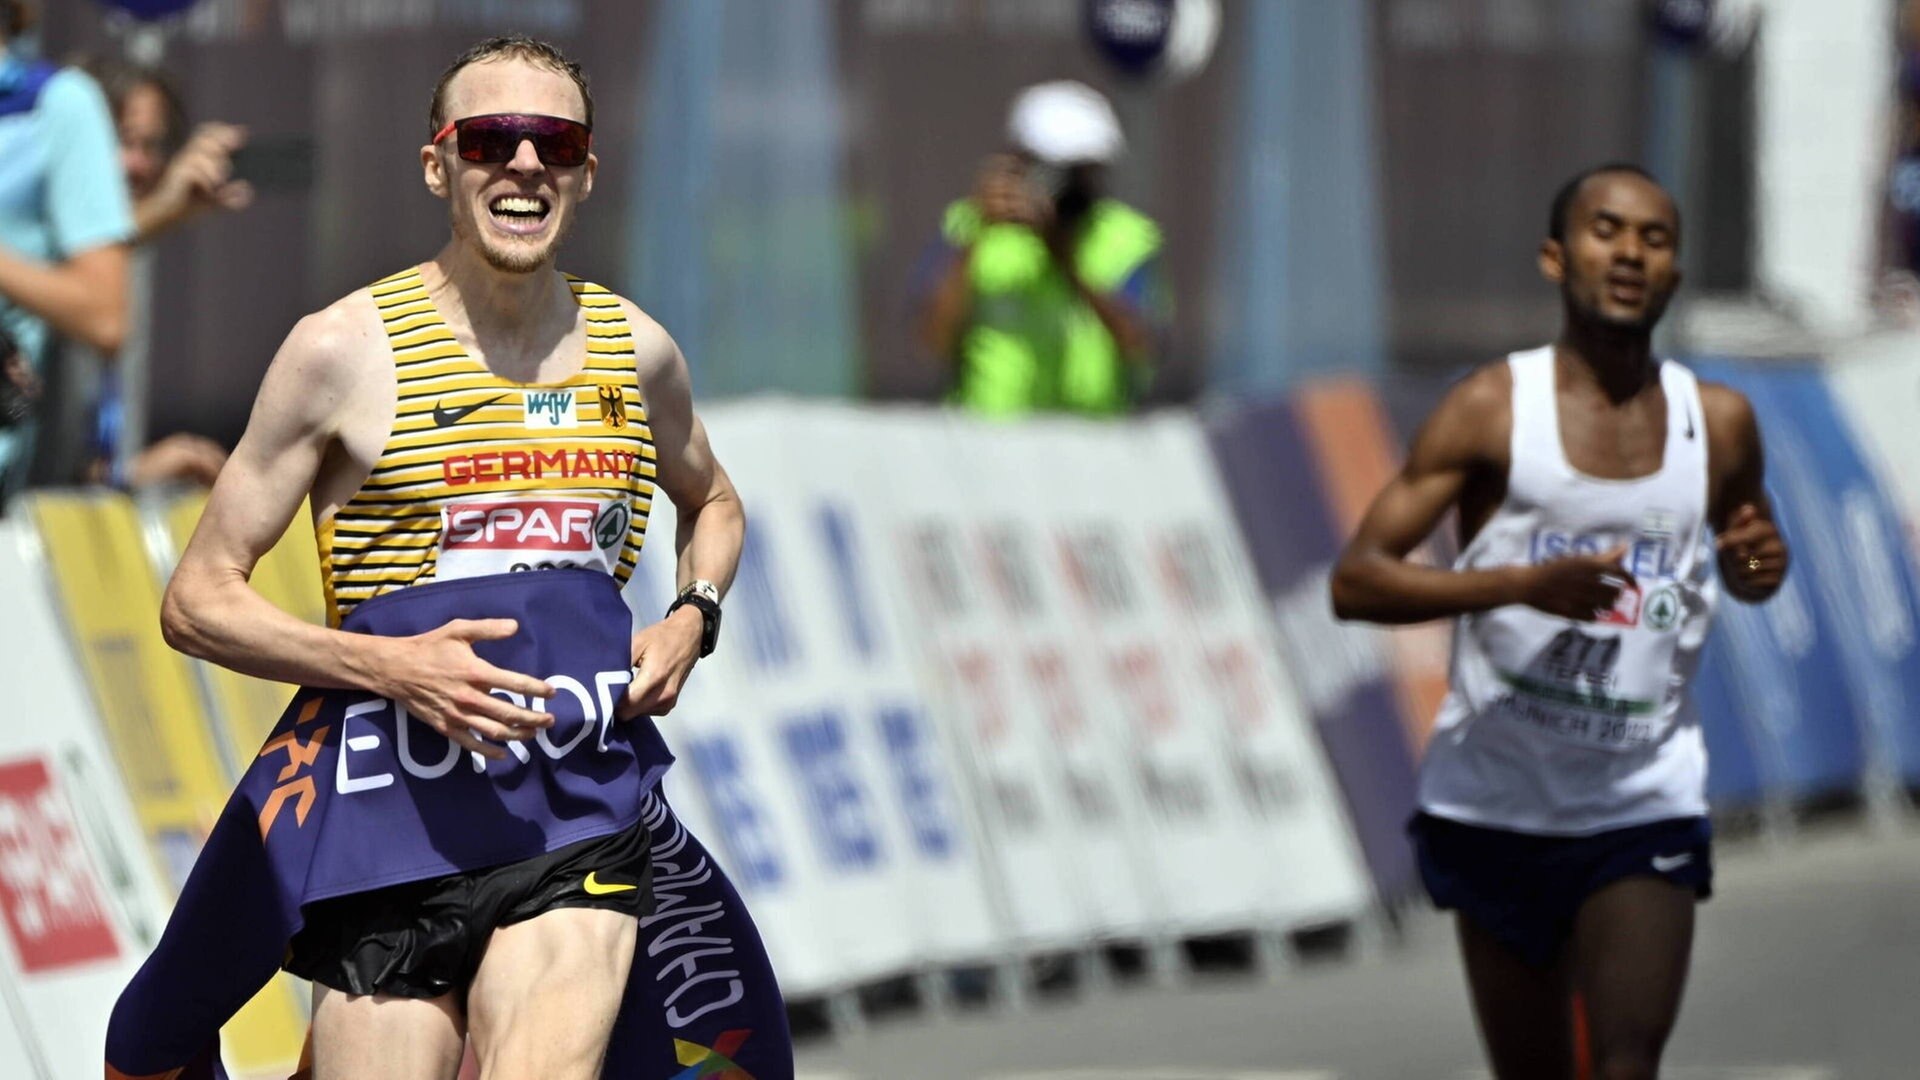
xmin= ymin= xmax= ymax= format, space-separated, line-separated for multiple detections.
xmin=285 ymin=817 xmax=652 ymax=1000
xmin=1409 ymin=811 xmax=1712 ymax=969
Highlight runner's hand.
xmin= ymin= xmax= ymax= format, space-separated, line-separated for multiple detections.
xmin=379 ymin=618 xmax=554 ymax=760
xmin=618 ymin=606 xmax=704 ymax=719
xmin=1716 ymin=503 xmax=1787 ymax=595
xmin=1515 ymin=544 xmax=1635 ymax=621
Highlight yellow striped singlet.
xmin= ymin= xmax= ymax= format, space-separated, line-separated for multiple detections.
xmin=317 ymin=267 xmax=655 ymax=626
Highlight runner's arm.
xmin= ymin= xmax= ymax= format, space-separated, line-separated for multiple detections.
xmin=629 ymin=308 xmax=745 ymax=602
xmin=161 ymin=303 xmax=552 ymax=755
xmin=1702 ymin=383 xmax=1788 ymax=603
xmin=1329 ymin=367 xmax=1523 ymax=624
xmin=1331 ymin=363 xmax=1638 ymax=625
xmin=619 ymin=303 xmax=746 ymax=716
xmin=161 ymin=306 xmax=382 ymax=686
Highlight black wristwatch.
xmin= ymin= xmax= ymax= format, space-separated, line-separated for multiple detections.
xmin=666 ymin=580 xmax=722 ymax=657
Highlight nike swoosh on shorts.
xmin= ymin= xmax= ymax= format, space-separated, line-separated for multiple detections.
xmin=583 ymin=871 xmax=638 ymax=895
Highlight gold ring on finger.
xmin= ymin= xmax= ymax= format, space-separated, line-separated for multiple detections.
xmin=1746 ymin=556 xmax=1761 ymax=572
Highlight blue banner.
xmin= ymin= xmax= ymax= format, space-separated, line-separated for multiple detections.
xmin=1730 ymin=363 xmax=1920 ymax=786
xmin=1691 ymin=360 xmax=1891 ymax=802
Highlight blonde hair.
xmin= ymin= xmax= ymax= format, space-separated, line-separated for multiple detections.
xmin=428 ymin=34 xmax=592 ymax=134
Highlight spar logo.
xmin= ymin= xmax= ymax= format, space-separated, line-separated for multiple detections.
xmin=0 ymin=757 xmax=120 ymax=972
xmin=438 ymin=498 xmax=626 ymax=580
xmin=671 ymin=1029 xmax=754 ymax=1079
xmin=523 ymin=389 xmax=577 ymax=429
xmin=446 ymin=499 xmax=598 ymax=551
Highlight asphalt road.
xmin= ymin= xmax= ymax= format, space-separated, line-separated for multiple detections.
xmin=793 ymin=821 xmax=1920 ymax=1080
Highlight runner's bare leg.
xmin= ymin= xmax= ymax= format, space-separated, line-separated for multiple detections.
xmin=466 ymin=907 xmax=639 ymax=1079
xmin=311 ymin=986 xmax=465 ymax=1080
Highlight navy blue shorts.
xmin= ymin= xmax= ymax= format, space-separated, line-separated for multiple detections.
xmin=1409 ymin=812 xmax=1713 ymax=969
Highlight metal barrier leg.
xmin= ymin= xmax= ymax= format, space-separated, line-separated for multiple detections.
xmin=827 ymin=988 xmax=866 ymax=1039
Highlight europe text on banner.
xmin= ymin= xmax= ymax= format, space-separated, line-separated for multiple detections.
xmin=1685 ymin=361 xmax=1870 ymax=802
xmin=105 ymin=569 xmax=791 ymax=1080
xmin=1202 ymin=400 xmax=1421 ymax=902
xmin=24 ymin=491 xmax=310 ymax=1076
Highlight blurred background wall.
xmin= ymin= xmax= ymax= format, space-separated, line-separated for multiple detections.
xmin=42 ymin=0 xmax=1851 ymax=445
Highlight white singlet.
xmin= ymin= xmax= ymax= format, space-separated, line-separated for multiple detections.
xmin=1418 ymin=346 xmax=1719 ymax=835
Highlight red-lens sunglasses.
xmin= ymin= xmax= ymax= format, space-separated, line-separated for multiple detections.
xmin=431 ymin=113 xmax=592 ymax=167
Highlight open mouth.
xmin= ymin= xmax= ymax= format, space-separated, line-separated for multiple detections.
xmin=487 ymin=194 xmax=552 ymax=235
xmin=1606 ymin=274 xmax=1647 ymax=304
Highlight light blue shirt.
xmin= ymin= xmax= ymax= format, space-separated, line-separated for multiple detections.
xmin=0 ymin=55 xmax=135 ymax=488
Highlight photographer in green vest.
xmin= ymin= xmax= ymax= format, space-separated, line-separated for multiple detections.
xmin=919 ymin=81 xmax=1167 ymax=417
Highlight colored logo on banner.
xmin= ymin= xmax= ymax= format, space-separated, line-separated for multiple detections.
xmin=670 ymin=1028 xmax=754 ymax=1079
xmin=0 ymin=757 xmax=120 ymax=972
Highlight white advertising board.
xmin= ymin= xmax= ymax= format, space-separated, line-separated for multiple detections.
xmin=0 ymin=522 xmax=176 ymax=1080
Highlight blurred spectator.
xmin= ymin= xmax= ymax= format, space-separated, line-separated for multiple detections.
xmin=918 ymin=81 xmax=1168 ymax=417
xmin=1878 ymin=0 xmax=1920 ymax=321
xmin=91 ymin=59 xmax=254 ymax=241
xmin=74 ymin=56 xmax=240 ymax=489
xmin=0 ymin=0 xmax=133 ymax=507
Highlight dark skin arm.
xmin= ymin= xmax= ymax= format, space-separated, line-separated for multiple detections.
xmin=1330 ymin=362 xmax=1636 ymax=625
xmin=1701 ymin=382 xmax=1788 ymax=602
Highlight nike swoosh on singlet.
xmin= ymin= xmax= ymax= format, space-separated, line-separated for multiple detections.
xmin=1683 ymin=406 xmax=1696 ymax=440
xmin=431 ymin=394 xmax=506 ymax=428
xmin=583 ymin=871 xmax=638 ymax=895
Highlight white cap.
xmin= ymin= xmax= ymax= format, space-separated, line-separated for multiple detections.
xmin=1006 ymin=80 xmax=1124 ymax=165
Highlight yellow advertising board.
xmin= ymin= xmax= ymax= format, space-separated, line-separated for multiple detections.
xmin=26 ymin=491 xmax=308 ymax=1075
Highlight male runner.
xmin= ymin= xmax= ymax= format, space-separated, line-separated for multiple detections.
xmin=1331 ymin=164 xmax=1787 ymax=1080
xmin=135 ymin=36 xmax=778 ymax=1079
